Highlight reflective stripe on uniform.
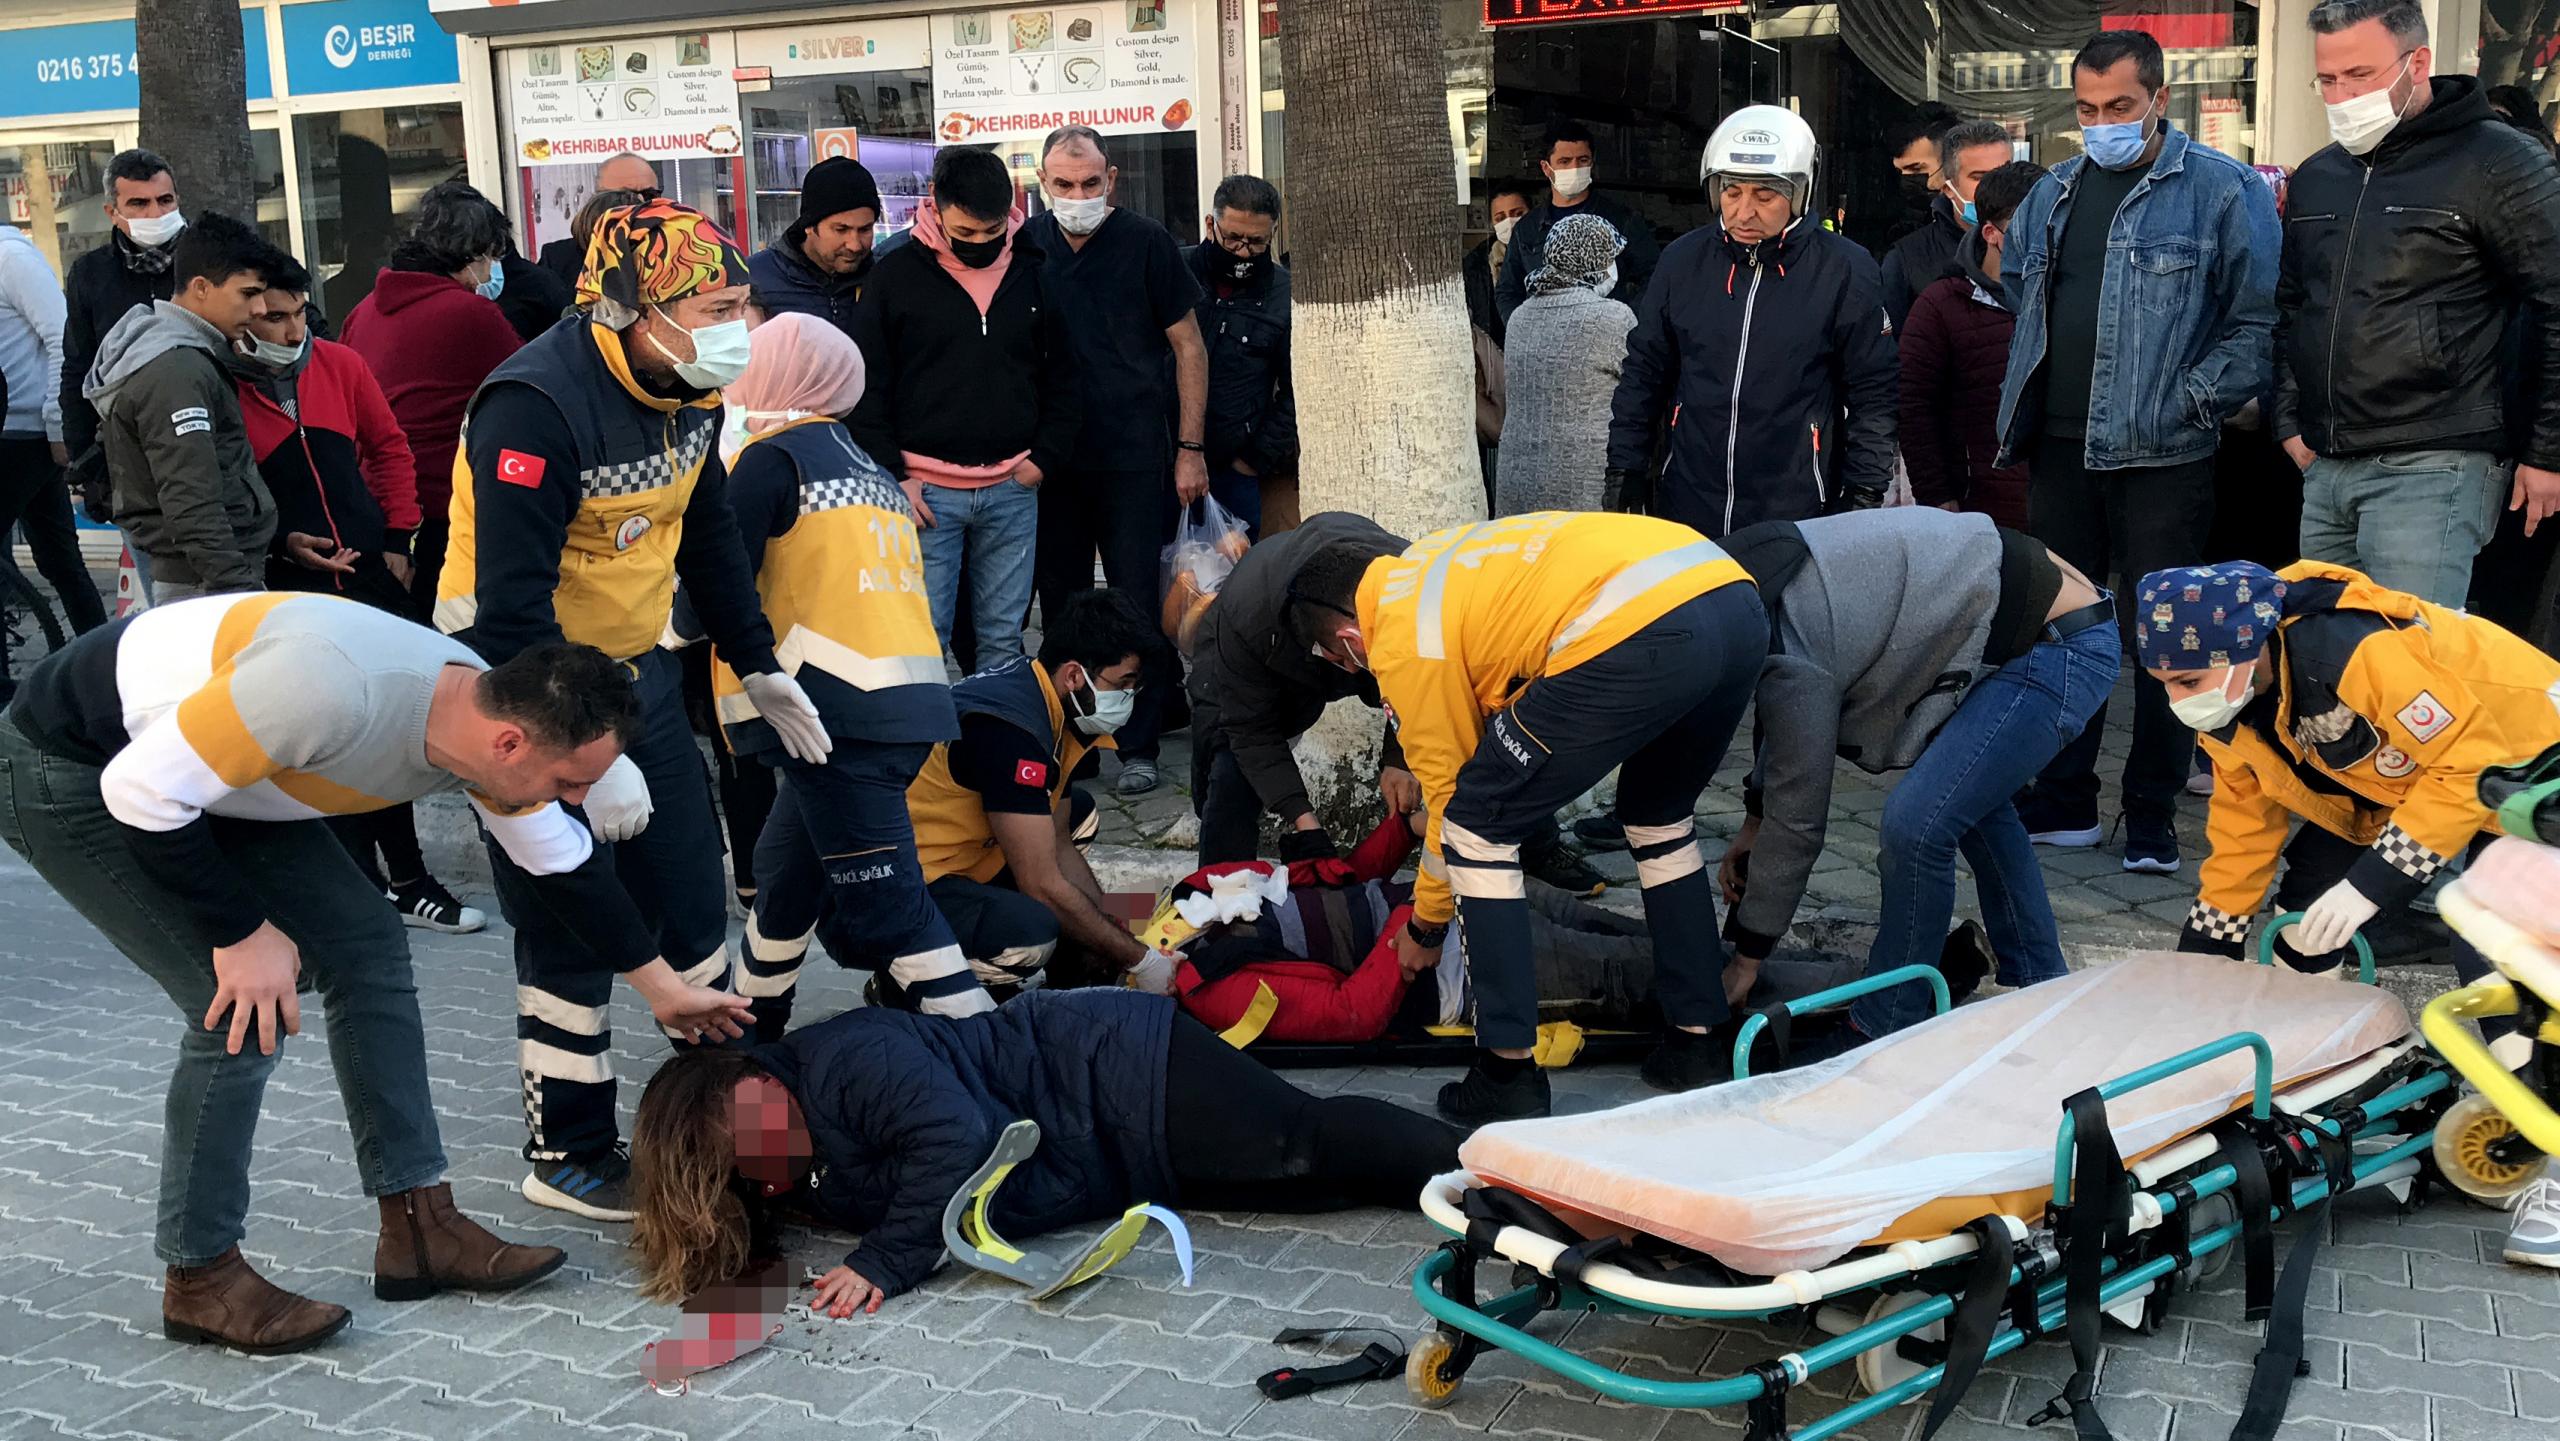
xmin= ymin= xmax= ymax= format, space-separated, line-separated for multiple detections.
xmin=520 ymin=1037 xmax=612 ymax=1084
xmin=1550 ymin=539 xmax=1733 ymax=657
xmin=433 ymin=592 xmax=477 ymax=636
xmin=1413 ymin=523 xmax=1491 ymax=661
xmin=1624 ymin=817 xmax=1705 ymax=888
xmin=517 ymin=984 xmax=606 ymax=1037
xmin=1442 ymin=819 xmax=1526 ymax=900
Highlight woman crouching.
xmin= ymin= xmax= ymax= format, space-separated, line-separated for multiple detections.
xmin=629 ymin=987 xmax=1464 ymax=1315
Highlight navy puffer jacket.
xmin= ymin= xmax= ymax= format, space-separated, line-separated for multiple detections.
xmin=746 ymin=988 xmax=1177 ymax=1297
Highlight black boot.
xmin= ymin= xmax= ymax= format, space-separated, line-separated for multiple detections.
xmin=1436 ymin=1057 xmax=1551 ymax=1124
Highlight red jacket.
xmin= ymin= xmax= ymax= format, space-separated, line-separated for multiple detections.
xmin=339 ymin=269 xmax=522 ymax=518
xmin=234 ymin=337 xmax=420 ymax=551
xmin=1174 ymin=820 xmax=1424 ymax=1044
xmin=1897 ymin=258 xmax=2028 ymax=529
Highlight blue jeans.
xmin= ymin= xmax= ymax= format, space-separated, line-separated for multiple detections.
xmin=920 ymin=478 xmax=1040 ymax=669
xmin=2299 ymin=449 xmax=2508 ymax=609
xmin=0 ymin=720 xmax=447 ymax=1264
xmin=1852 ymin=621 xmax=2121 ymax=1038
xmin=1208 ymin=466 xmax=1263 ymax=538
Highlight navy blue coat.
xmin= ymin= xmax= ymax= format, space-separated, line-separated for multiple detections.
xmin=747 ymin=227 xmax=867 ymax=336
xmin=747 ymin=988 xmax=1177 ymax=1297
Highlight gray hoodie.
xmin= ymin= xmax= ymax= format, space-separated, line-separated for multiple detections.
xmin=83 ymin=300 xmax=273 ymax=591
xmin=1734 ymin=508 xmax=2008 ymax=951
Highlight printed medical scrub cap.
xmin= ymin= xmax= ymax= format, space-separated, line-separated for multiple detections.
xmin=576 ymin=197 xmax=750 ymax=329
xmin=2133 ymin=562 xmax=2290 ymax=671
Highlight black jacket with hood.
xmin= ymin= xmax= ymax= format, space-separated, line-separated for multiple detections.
xmin=1880 ymin=194 xmax=1966 ymax=335
xmin=845 ymin=228 xmax=1081 ymax=482
xmin=1186 ymin=512 xmax=1407 ymax=832
xmin=2277 ymin=75 xmax=2560 ymax=467
xmin=1183 ymin=242 xmax=1298 ymax=476
xmin=84 ymin=300 xmax=273 ymax=592
xmin=60 ymin=231 xmax=179 ymax=498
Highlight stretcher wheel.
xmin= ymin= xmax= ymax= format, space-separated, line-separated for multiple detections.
xmin=1406 ymin=1330 xmax=1463 ymax=1408
xmin=1853 ymin=1290 xmax=1942 ymax=1401
xmin=2433 ymin=1093 xmax=2543 ymax=1204
xmin=2181 ymin=1191 xmax=2239 ymax=1287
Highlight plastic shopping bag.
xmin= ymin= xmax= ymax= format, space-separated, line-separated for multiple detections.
xmin=1160 ymin=495 xmax=1252 ymax=652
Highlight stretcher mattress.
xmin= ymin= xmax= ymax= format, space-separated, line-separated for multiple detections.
xmin=1459 ymin=953 xmax=2410 ymax=1276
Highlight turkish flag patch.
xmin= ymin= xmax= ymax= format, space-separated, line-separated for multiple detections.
xmin=1014 ymin=758 xmax=1050 ymax=789
xmin=496 ymin=449 xmax=548 ymax=489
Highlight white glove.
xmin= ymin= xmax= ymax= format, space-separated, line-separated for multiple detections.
xmin=1127 ymin=949 xmax=1181 ymax=996
xmin=2286 ymin=878 xmax=2381 ymax=959
xmin=584 ymin=753 xmax=654 ymax=843
xmin=743 ymin=670 xmax=833 ymax=765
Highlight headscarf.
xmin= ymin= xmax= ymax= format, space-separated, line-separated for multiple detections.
xmin=717 ymin=312 xmax=867 ymax=467
xmin=2133 ymin=563 xmax=2290 ymax=671
xmin=1527 ymin=213 xmax=1625 ymax=297
xmin=576 ymin=197 xmax=749 ymax=330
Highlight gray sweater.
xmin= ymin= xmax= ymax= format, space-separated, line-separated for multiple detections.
xmin=1735 ymin=508 xmax=2009 ymax=951
xmin=1494 ymin=287 xmax=1636 ymax=515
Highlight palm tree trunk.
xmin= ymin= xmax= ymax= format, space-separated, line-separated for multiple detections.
xmin=1277 ymin=0 xmax=1483 ymax=833
xmin=135 ymin=0 xmax=259 ymax=222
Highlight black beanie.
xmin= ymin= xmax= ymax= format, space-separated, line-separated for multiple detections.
xmin=797 ymin=157 xmax=883 ymax=228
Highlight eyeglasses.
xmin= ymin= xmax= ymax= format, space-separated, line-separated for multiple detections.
xmin=2311 ymin=50 xmax=2414 ymax=98
xmin=1212 ymin=224 xmax=1272 ymax=255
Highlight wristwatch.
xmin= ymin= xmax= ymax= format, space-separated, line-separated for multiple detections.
xmin=1405 ymin=919 xmax=1450 ymax=949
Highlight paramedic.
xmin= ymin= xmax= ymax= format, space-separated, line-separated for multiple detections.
xmin=0 ymin=595 xmax=747 ymax=1351
xmin=1717 ymin=509 xmax=2116 ymax=1043
xmin=904 ymin=589 xmax=1181 ymax=998
xmin=435 ymin=198 xmax=826 ymax=1223
xmin=1290 ymin=511 xmax=1767 ymax=1122
xmin=2146 ymin=559 xmax=2560 ymax=1267
xmin=708 ymin=314 xmax=976 ymax=1043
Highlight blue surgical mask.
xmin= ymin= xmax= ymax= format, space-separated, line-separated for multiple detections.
xmin=2082 ymin=96 xmax=2159 ymax=172
xmin=1959 ymin=198 xmax=1978 ymax=225
xmin=475 ymin=264 xmax=506 ymax=301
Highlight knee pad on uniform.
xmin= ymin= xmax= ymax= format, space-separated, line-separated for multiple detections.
xmin=739 ymin=914 xmax=813 ymax=1000
xmin=1442 ymin=820 xmax=1526 ymax=901
xmin=1623 ymin=819 xmax=1704 ymax=889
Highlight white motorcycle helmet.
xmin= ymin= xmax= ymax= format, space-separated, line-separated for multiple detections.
xmin=1700 ymin=104 xmax=1818 ymax=220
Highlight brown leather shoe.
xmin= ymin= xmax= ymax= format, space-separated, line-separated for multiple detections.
xmin=163 ymin=1247 xmax=351 ymax=1355
xmin=375 ymin=1182 xmax=568 ymax=1302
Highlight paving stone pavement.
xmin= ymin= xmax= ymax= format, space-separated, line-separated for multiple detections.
xmin=0 ymin=674 xmax=2537 ymax=1441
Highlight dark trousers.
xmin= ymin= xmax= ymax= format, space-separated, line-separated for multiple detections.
xmin=926 ymin=872 xmax=1062 ymax=985
xmin=746 ymin=741 xmax=975 ymax=1037
xmin=1442 ymin=585 xmax=1766 ymax=1049
xmin=1162 ymin=1012 xmax=1463 ymax=1210
xmin=2025 ymin=444 xmax=2214 ymax=826
xmin=326 ymin=807 xmax=428 ymax=890
xmin=0 ymin=437 xmax=109 ymax=634
xmin=405 ymin=517 xmax=450 ymax=628
xmin=1191 ymin=718 xmax=1263 ymax=866
xmin=483 ymin=647 xmax=731 ymax=1164
xmin=678 ymin=641 xmax=775 ymax=897
xmin=1035 ymin=467 xmax=1176 ymax=761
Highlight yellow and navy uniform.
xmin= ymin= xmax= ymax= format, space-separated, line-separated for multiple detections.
xmin=1357 ymin=512 xmax=1752 ymax=925
xmin=710 ymin=417 xmax=955 ymax=753
xmin=2183 ymin=562 xmax=2560 ymax=952
xmin=911 ymin=659 xmax=1111 ymax=886
xmin=436 ymin=317 xmax=778 ymax=671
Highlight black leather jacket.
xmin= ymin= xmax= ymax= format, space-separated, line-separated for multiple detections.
xmin=2275 ymin=76 xmax=2560 ymax=468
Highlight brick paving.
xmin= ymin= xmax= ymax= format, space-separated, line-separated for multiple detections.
xmin=0 ymin=675 xmax=2544 ymax=1441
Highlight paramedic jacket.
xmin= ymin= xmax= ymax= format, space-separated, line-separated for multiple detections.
xmin=435 ymin=316 xmax=778 ymax=674
xmin=2178 ymin=562 xmax=2560 ymax=956
xmin=909 ymin=658 xmax=1109 ymax=887
xmin=3 ymin=592 xmax=658 ymax=966
xmin=1355 ymin=512 xmax=1753 ymax=928
xmin=710 ymin=418 xmax=957 ymax=756
xmin=1605 ymin=221 xmax=1897 ymax=539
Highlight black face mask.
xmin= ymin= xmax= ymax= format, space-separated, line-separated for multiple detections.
xmin=1219 ymin=251 xmax=1269 ymax=284
xmin=1897 ymin=171 xmax=1934 ymax=203
xmin=950 ymin=234 xmax=1006 ymax=269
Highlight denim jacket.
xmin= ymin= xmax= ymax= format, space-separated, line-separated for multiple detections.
xmin=1995 ymin=125 xmax=2281 ymax=471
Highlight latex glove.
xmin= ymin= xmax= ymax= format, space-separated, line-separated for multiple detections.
xmin=585 ymin=753 xmax=654 ymax=842
xmin=1128 ymin=949 xmax=1181 ymax=996
xmin=2287 ymin=879 xmax=2380 ymax=958
xmin=743 ymin=671 xmax=833 ymax=764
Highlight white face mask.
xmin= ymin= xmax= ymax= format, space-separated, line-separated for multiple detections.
xmin=125 ymin=211 xmax=186 ymax=248
xmin=718 ymin=407 xmax=814 ymax=468
xmin=1492 ymin=216 xmax=1521 ymax=244
xmin=2168 ymin=660 xmax=2255 ymax=732
xmin=2326 ymin=54 xmax=2417 ymax=156
xmin=1050 ymin=194 xmax=1109 ymax=236
xmin=1550 ymin=165 xmax=1593 ymax=199
xmin=1593 ymin=262 xmax=1620 ymax=295
xmin=648 ymin=308 xmax=753 ymax=390
xmin=1074 ymin=682 xmax=1136 ymax=736
xmin=240 ymin=334 xmax=305 ymax=369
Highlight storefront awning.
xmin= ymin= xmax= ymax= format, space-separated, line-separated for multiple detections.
xmin=428 ymin=0 xmax=836 ymax=38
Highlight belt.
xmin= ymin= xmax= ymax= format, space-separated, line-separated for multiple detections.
xmin=2042 ymin=595 xmax=2116 ymax=643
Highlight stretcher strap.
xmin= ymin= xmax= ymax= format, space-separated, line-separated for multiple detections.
xmin=2039 ymin=1088 xmax=2127 ymax=1441
xmin=1218 ymin=983 xmax=1281 ymax=1049
xmin=2229 ymin=1130 xmax=2353 ymax=1441
xmin=2216 ymin=1126 xmax=2277 ymax=1321
xmin=1917 ymin=1214 xmax=2019 ymax=1441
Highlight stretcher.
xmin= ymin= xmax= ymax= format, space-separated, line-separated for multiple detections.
xmin=1406 ymin=935 xmax=2461 ymax=1441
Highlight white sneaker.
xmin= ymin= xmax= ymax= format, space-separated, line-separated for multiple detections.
xmin=2505 ymin=1171 xmax=2560 ymax=1268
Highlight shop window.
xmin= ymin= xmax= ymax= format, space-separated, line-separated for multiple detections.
xmin=1 ymin=141 xmax=119 ymax=278
xmin=1007 ymin=133 xmax=1200 ymax=242
xmin=740 ymin=69 xmax=935 ymax=251
xmin=295 ymin=105 xmax=468 ymax=322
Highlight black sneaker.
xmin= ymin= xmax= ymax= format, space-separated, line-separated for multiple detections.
xmin=1572 ymin=815 xmax=1629 ymax=852
xmin=2121 ymin=814 xmax=2181 ymax=875
xmin=1436 ymin=1063 xmax=1552 ymax=1124
xmin=388 ymin=876 xmax=487 ymax=935
xmin=1939 ymin=920 xmax=1992 ymax=1005
xmin=1638 ymin=1028 xmax=1733 ymax=1094
xmin=2017 ymin=792 xmax=2103 ymax=848
xmin=522 ymin=1149 xmax=634 ymax=1223
xmin=1524 ymin=838 xmax=1607 ymax=898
